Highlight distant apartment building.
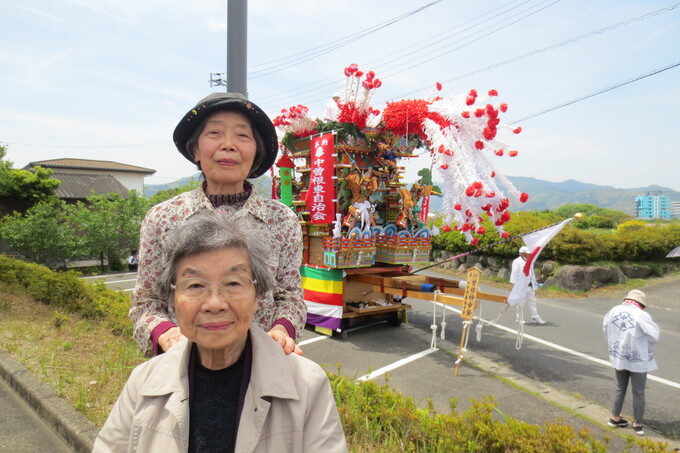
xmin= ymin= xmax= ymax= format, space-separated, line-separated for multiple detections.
xmin=634 ymin=192 xmax=671 ymax=219
xmin=671 ymin=201 xmax=680 ymax=219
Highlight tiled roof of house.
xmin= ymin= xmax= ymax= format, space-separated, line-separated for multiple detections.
xmin=25 ymin=158 xmax=155 ymax=175
xmin=51 ymin=172 xmax=129 ymax=199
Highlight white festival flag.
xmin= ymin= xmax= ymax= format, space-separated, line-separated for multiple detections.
xmin=507 ymin=218 xmax=573 ymax=306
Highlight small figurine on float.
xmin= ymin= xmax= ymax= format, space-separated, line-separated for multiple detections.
xmin=343 ymin=169 xmax=379 ymax=229
xmin=397 ymin=183 xmax=433 ymax=230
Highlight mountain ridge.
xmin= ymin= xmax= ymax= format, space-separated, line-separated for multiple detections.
xmin=144 ymin=174 xmax=679 ymax=215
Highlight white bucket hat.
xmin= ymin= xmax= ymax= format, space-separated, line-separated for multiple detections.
xmin=625 ymin=289 xmax=647 ymax=307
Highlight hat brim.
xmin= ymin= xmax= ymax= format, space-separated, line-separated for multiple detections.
xmin=173 ymin=94 xmax=278 ymax=178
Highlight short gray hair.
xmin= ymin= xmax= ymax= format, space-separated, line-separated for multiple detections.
xmin=185 ymin=111 xmax=267 ymax=179
xmin=155 ymin=213 xmax=274 ymax=306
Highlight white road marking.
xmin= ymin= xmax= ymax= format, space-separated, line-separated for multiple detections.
xmin=299 ymin=323 xmax=440 ymax=382
xmin=90 ymin=278 xmax=136 ymax=284
xmin=299 ymin=321 xmax=384 ymax=346
xmin=299 ymin=336 xmax=329 ymax=346
xmin=356 ymin=348 xmax=439 ymax=382
xmin=432 ymin=302 xmax=680 ymax=390
xmin=80 ymin=273 xmax=136 ymax=280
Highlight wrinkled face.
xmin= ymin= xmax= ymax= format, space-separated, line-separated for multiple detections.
xmin=174 ymin=248 xmax=256 ymax=354
xmin=194 ymin=110 xmax=257 ymax=193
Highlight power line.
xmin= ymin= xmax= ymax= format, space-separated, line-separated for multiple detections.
xmin=257 ymin=0 xmax=559 ymax=109
xmin=510 ymin=60 xmax=680 ymax=124
xmin=374 ymin=0 xmax=560 ymax=87
xmin=270 ymin=0 xmax=560 ymax=112
xmin=248 ymin=0 xmax=444 ymax=77
xmin=384 ymin=1 xmax=680 ymax=102
xmin=254 ymin=0 xmax=542 ymax=105
xmin=259 ymin=1 xmax=679 ymax=110
xmin=367 ymin=0 xmax=531 ymax=68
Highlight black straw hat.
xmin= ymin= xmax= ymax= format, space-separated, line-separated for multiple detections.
xmin=173 ymin=92 xmax=278 ymax=178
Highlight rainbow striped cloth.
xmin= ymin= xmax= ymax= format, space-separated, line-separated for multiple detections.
xmin=301 ymin=265 xmax=343 ymax=330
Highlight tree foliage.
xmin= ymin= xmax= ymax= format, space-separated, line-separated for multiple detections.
xmin=0 ymin=143 xmax=60 ymax=207
xmin=0 ymin=200 xmax=72 ymax=265
xmin=66 ymin=191 xmax=149 ymax=270
xmin=1 ymin=190 xmax=149 ymax=270
xmin=553 ymin=204 xmax=631 ymax=229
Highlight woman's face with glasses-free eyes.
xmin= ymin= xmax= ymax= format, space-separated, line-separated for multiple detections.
xmin=173 ymin=248 xmax=256 ymax=356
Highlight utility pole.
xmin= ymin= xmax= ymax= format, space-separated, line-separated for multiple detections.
xmin=227 ymin=0 xmax=247 ymax=96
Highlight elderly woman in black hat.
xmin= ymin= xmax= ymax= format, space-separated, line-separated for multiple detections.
xmin=129 ymin=93 xmax=305 ymax=357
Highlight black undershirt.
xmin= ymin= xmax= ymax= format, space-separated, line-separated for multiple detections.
xmin=188 ymin=353 xmax=245 ymax=453
xmin=206 ymin=180 xmax=252 ymax=209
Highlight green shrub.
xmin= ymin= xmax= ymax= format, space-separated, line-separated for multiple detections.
xmin=0 ymin=255 xmax=130 ymax=335
xmin=545 ymin=228 xmax=612 ymax=264
xmin=617 ymin=219 xmax=647 ymax=232
xmin=328 ymin=372 xmax=618 ymax=452
xmin=432 ymin=211 xmax=680 ymax=266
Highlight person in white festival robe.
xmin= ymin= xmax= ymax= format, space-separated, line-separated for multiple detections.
xmin=510 ymin=246 xmax=545 ymax=324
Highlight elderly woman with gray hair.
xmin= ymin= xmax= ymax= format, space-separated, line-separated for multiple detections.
xmin=94 ymin=213 xmax=347 ymax=453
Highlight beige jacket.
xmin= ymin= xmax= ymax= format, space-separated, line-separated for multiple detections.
xmin=93 ymin=326 xmax=347 ymax=453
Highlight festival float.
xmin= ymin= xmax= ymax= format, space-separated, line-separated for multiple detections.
xmin=272 ymin=64 xmax=528 ymax=349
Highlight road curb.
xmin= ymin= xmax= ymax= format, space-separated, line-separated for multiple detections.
xmin=0 ymin=348 xmax=98 ymax=453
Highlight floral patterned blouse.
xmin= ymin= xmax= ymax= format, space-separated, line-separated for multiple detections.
xmin=129 ymin=186 xmax=305 ymax=356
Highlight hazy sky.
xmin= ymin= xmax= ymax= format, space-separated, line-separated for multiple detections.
xmin=2 ymin=0 xmax=679 ymax=192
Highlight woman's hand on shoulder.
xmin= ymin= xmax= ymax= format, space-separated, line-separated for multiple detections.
xmin=159 ymin=327 xmax=184 ymax=352
xmin=268 ymin=325 xmax=303 ymax=356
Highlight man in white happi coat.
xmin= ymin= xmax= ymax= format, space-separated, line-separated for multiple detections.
xmin=510 ymin=246 xmax=545 ymax=324
xmin=603 ymin=289 xmax=659 ymax=436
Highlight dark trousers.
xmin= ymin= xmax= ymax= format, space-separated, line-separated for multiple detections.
xmin=612 ymin=369 xmax=647 ymax=424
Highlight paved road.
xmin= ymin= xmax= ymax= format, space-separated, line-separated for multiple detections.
xmin=81 ymin=271 xmax=137 ymax=292
xmin=0 ymin=372 xmax=72 ymax=452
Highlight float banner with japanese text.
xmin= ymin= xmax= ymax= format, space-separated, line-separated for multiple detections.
xmin=419 ymin=195 xmax=430 ymax=223
xmin=306 ymin=133 xmax=335 ymax=224
xmin=301 ymin=265 xmax=343 ymax=330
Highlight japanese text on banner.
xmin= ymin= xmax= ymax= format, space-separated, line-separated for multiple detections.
xmin=306 ymin=133 xmax=336 ymax=224
xmin=419 ymin=195 xmax=430 ymax=223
